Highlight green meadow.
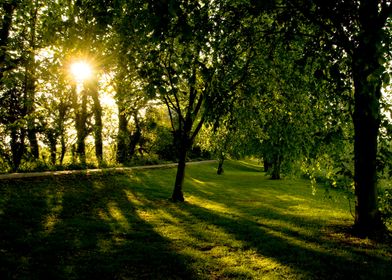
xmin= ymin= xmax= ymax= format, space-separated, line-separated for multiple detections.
xmin=0 ymin=161 xmax=391 ymax=279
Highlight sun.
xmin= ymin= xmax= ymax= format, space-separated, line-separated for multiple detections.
xmin=70 ymin=61 xmax=92 ymax=82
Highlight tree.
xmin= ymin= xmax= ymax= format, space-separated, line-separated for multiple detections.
xmin=0 ymin=0 xmax=50 ymax=170
xmin=50 ymin=0 xmax=111 ymax=166
xmin=112 ymin=52 xmax=152 ymax=164
xmin=122 ymin=0 xmax=255 ymax=201
xmin=283 ymin=0 xmax=391 ymax=235
xmin=36 ymin=49 xmax=74 ymax=166
xmin=198 ymin=92 xmax=265 ymax=175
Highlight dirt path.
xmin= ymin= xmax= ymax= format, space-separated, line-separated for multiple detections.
xmin=0 ymin=160 xmax=216 ymax=180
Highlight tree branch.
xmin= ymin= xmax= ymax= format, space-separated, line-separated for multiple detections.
xmin=286 ymin=0 xmax=355 ymax=55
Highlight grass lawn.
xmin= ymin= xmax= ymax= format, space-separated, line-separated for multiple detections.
xmin=0 ymin=160 xmax=391 ymax=279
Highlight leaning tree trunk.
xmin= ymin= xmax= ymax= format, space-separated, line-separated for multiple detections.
xmin=172 ymin=140 xmax=188 ymax=202
xmin=351 ymin=1 xmax=386 ymax=235
xmin=217 ymin=153 xmax=225 ymax=175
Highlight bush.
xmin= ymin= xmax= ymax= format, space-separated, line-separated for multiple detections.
xmin=18 ymin=159 xmax=51 ymax=173
xmin=378 ymin=188 xmax=392 ymax=226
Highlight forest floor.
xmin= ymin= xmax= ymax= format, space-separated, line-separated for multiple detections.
xmin=0 ymin=160 xmax=391 ymax=279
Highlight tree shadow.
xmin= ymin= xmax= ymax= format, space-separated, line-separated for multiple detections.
xmin=163 ymin=199 xmax=392 ymax=279
xmin=0 ymin=175 xmax=196 ymax=279
xmin=2 ymin=167 xmax=391 ymax=279
xmin=129 ymin=163 xmax=392 ymax=279
xmin=157 ymin=161 xmax=391 ymax=278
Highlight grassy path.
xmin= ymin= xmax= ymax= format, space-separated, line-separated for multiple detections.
xmin=0 ymin=160 xmax=216 ymax=180
xmin=0 ymin=160 xmax=391 ymax=279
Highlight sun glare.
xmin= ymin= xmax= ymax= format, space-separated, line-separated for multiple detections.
xmin=70 ymin=61 xmax=92 ymax=82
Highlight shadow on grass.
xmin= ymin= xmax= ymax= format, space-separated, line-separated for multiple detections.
xmin=1 ymin=162 xmax=391 ymax=279
xmin=178 ymin=162 xmax=391 ymax=279
xmin=0 ymin=175 xmax=195 ymax=280
xmin=167 ymin=200 xmax=391 ymax=279
xmin=126 ymin=165 xmax=392 ymax=279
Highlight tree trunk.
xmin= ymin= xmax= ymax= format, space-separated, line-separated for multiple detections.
xmin=217 ymin=154 xmax=225 ymax=175
xmin=116 ymin=104 xmax=129 ymax=164
xmin=24 ymin=0 xmax=39 ymax=160
xmin=271 ymin=154 xmax=281 ymax=180
xmin=74 ymin=86 xmax=88 ymax=166
xmin=90 ymin=80 xmax=103 ymax=166
xmin=172 ymin=143 xmax=187 ymax=202
xmin=263 ymin=158 xmax=270 ymax=172
xmin=0 ymin=2 xmax=16 ymax=82
xmin=128 ymin=113 xmax=142 ymax=159
xmin=60 ymin=134 xmax=66 ymax=166
xmin=24 ymin=54 xmax=39 ymax=159
xmin=352 ymin=73 xmax=384 ymax=235
xmin=27 ymin=126 xmax=39 ymax=159
xmin=49 ymin=138 xmax=57 ymax=166
xmin=58 ymin=102 xmax=68 ymax=166
xmin=10 ymin=127 xmax=26 ymax=172
xmin=351 ymin=1 xmax=386 ymax=236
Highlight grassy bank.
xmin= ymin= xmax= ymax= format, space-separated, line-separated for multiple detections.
xmin=0 ymin=160 xmax=391 ymax=279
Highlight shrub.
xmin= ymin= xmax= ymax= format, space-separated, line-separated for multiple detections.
xmin=378 ymin=188 xmax=392 ymax=226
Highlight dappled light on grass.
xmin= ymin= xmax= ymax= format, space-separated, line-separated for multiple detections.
xmin=43 ymin=189 xmax=63 ymax=234
xmin=0 ymin=161 xmax=391 ymax=279
xmin=277 ymin=194 xmax=306 ymax=202
xmin=123 ymin=189 xmax=144 ymax=206
xmin=106 ymin=202 xmax=130 ymax=231
xmin=187 ymin=195 xmax=240 ymax=217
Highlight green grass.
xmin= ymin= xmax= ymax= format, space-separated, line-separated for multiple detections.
xmin=0 ymin=160 xmax=391 ymax=279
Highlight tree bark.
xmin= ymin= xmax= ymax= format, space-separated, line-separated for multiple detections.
xmin=58 ymin=100 xmax=68 ymax=166
xmin=48 ymin=131 xmax=57 ymax=165
xmin=217 ymin=154 xmax=225 ymax=175
xmin=10 ymin=126 xmax=26 ymax=172
xmin=128 ymin=113 xmax=142 ymax=159
xmin=116 ymin=104 xmax=129 ymax=164
xmin=351 ymin=0 xmax=386 ymax=235
xmin=0 ymin=2 xmax=16 ymax=82
xmin=172 ymin=143 xmax=187 ymax=202
xmin=271 ymin=154 xmax=281 ymax=180
xmin=73 ymin=86 xmax=88 ymax=166
xmin=263 ymin=158 xmax=271 ymax=172
xmin=90 ymin=80 xmax=103 ymax=166
xmin=60 ymin=134 xmax=66 ymax=166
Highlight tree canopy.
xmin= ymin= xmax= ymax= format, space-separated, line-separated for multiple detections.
xmin=0 ymin=0 xmax=391 ymax=236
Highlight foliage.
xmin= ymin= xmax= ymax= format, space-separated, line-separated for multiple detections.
xmin=378 ymin=187 xmax=392 ymax=227
xmin=280 ymin=0 xmax=392 ymax=234
xmin=0 ymin=0 xmax=391 ymax=236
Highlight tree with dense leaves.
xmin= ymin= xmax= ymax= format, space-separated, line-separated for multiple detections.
xmin=0 ymin=0 xmax=50 ymax=170
xmin=280 ymin=0 xmax=391 ymax=236
xmin=122 ymin=0 xmax=255 ymax=201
